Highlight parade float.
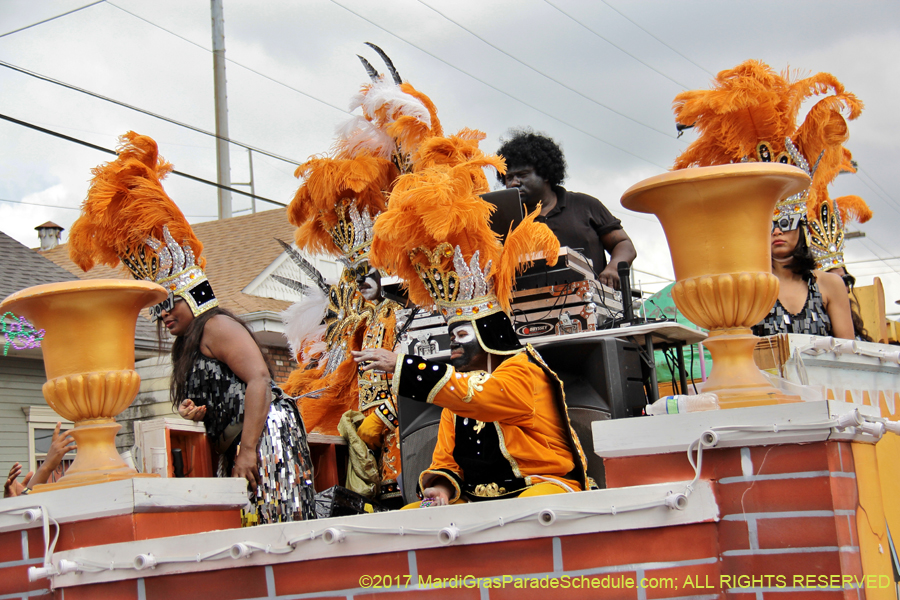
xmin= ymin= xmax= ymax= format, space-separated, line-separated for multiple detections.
xmin=2 ymin=56 xmax=899 ymax=600
xmin=2 ymin=158 xmax=899 ymax=600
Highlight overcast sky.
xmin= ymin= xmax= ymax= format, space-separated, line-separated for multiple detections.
xmin=2 ymin=0 xmax=898 ymax=309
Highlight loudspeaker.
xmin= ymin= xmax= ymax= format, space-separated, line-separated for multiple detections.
xmin=535 ymin=338 xmax=646 ymax=488
xmin=398 ymin=396 xmax=443 ymax=505
xmin=535 ymin=338 xmax=645 ymax=419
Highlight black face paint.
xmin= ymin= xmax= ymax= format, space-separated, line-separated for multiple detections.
xmin=448 ymin=323 xmax=486 ymax=371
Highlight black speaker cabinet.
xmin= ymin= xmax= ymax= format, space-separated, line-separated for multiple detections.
xmin=535 ymin=337 xmax=646 ymax=419
xmin=397 ymin=396 xmax=443 ymax=505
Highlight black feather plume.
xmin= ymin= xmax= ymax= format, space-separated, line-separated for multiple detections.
xmin=276 ymin=239 xmax=330 ymax=293
xmin=357 ymin=55 xmax=379 ymax=82
xmin=364 ymin=42 xmax=401 ymax=84
xmin=272 ymin=275 xmax=311 ymax=295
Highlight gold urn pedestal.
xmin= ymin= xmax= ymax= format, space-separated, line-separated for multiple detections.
xmin=621 ymin=163 xmax=811 ymax=409
xmin=0 ymin=280 xmax=168 ymax=491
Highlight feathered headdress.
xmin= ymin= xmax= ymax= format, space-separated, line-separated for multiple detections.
xmin=68 ymin=132 xmax=217 ymax=318
xmin=673 ymin=60 xmax=863 ymax=228
xmin=371 ymin=150 xmax=560 ymax=352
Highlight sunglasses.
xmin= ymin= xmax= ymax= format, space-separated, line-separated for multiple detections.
xmin=772 ymin=214 xmax=803 ymax=232
xmin=149 ymin=293 xmax=176 ymax=321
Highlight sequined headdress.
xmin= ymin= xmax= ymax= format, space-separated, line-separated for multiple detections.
xmin=807 ymin=191 xmax=872 ymax=272
xmin=69 ymin=132 xmax=217 ymax=318
xmin=673 ymin=60 xmax=863 ymax=229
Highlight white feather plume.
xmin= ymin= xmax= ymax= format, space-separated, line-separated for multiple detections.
xmin=359 ymin=79 xmax=431 ymax=128
xmin=334 ymin=115 xmax=395 ymax=159
xmin=280 ymin=286 xmax=328 ymax=359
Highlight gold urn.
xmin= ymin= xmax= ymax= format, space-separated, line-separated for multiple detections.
xmin=621 ymin=163 xmax=810 ymax=408
xmin=0 ymin=280 xmax=168 ymax=490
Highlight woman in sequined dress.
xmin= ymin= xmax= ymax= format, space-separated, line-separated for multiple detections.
xmin=753 ymin=222 xmax=853 ymax=339
xmin=162 ymin=298 xmax=317 ymax=523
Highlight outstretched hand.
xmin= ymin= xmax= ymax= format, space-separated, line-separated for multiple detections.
xmin=4 ymin=463 xmax=33 ymax=498
xmin=352 ymin=348 xmax=398 ymax=373
xmin=421 ymin=480 xmax=453 ymax=507
xmin=46 ymin=423 xmax=76 ymax=467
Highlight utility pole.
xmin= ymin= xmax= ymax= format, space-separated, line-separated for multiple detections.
xmin=211 ymin=0 xmax=232 ymax=219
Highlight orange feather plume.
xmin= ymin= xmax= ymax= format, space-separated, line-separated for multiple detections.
xmin=287 ymin=153 xmax=398 ymax=257
xmin=494 ymin=206 xmax=560 ymax=313
xmin=371 ymin=160 xmax=503 ymax=306
xmin=68 ymin=131 xmax=203 ymax=274
xmin=283 ymin=357 xmax=360 ymax=436
xmin=673 ymin=59 xmax=863 ymax=190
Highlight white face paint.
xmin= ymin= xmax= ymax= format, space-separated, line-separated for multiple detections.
xmin=359 ymin=276 xmax=380 ymax=301
xmin=450 ymin=323 xmax=476 ymax=345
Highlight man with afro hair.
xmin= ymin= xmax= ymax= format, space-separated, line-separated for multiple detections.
xmin=497 ymin=130 xmax=636 ymax=290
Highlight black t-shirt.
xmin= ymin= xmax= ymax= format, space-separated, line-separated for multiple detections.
xmin=535 ymin=187 xmax=622 ymax=276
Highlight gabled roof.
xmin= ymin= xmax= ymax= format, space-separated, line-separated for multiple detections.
xmin=0 ymin=230 xmax=80 ymax=299
xmin=42 ymin=208 xmax=300 ymax=315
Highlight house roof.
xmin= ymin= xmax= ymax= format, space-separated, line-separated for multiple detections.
xmin=42 ymin=208 xmax=297 ymax=316
xmin=0 ymin=231 xmax=80 ymax=300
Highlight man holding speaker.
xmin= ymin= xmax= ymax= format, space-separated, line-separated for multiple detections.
xmin=497 ymin=129 xmax=636 ymax=290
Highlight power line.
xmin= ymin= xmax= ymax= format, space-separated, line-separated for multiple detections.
xmin=0 ymin=1 xmax=104 ymax=39
xmin=851 ymin=171 xmax=900 ymax=218
xmin=0 ymin=198 xmax=79 ymax=211
xmin=0 ymin=197 xmax=215 ymax=219
xmin=599 ymin=0 xmax=714 ymax=77
xmin=858 ymin=238 xmax=900 ymax=279
xmin=0 ymin=59 xmax=303 ymax=166
xmin=328 ymin=0 xmax=668 ymax=170
xmin=103 ymin=1 xmax=351 ymax=117
xmin=0 ymin=113 xmax=287 ymax=208
xmin=846 ymin=256 xmax=900 ymax=265
xmin=543 ymin=0 xmax=690 ymax=89
xmin=417 ymin=0 xmax=677 ymax=141
xmin=856 ymin=166 xmax=900 ymax=214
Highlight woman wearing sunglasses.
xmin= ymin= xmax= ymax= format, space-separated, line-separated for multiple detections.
xmin=752 ymin=214 xmax=854 ymax=339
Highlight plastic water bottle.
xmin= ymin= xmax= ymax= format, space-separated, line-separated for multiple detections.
xmin=646 ymin=393 xmax=719 ymax=415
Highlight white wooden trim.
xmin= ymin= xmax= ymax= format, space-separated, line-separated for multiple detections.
xmin=0 ymin=478 xmax=247 ymax=534
xmin=48 ymin=480 xmax=717 ymax=588
xmin=592 ymin=400 xmax=882 ymax=458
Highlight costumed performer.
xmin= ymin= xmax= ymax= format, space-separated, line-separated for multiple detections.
xmin=672 ymin=60 xmax=855 ymax=339
xmin=355 ymin=132 xmax=589 ymax=507
xmin=68 ymin=132 xmax=316 ymax=524
xmin=283 ymin=44 xmax=441 ymax=505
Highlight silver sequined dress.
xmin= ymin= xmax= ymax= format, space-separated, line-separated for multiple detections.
xmin=752 ymin=275 xmax=832 ymax=337
xmin=185 ymin=356 xmax=317 ymax=523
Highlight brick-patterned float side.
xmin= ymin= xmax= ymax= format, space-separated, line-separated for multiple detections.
xmin=606 ymin=440 xmax=868 ymax=599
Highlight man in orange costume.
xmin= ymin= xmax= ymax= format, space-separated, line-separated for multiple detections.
xmin=356 ymin=308 xmax=587 ymax=506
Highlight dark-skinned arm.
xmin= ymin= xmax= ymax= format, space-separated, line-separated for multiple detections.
xmin=597 ymin=229 xmax=637 ymax=290
xmin=817 ymin=270 xmax=855 ymax=340
xmin=201 ymin=315 xmax=272 ymax=492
